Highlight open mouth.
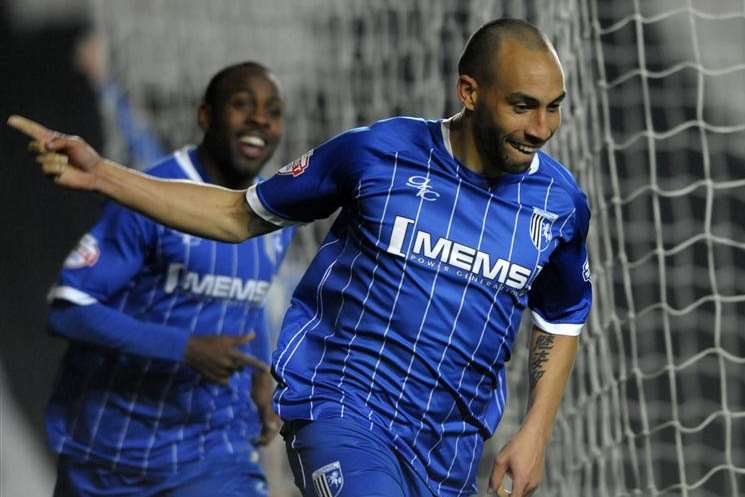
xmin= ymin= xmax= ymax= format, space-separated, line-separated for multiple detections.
xmin=238 ymin=135 xmax=266 ymax=159
xmin=508 ymin=140 xmax=537 ymax=156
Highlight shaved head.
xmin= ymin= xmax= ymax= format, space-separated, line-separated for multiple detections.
xmin=458 ymin=18 xmax=553 ymax=85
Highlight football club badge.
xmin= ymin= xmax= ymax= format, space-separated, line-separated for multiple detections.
xmin=311 ymin=461 xmax=344 ymax=497
xmin=529 ymin=207 xmax=558 ymax=251
xmin=278 ymin=149 xmax=314 ymax=177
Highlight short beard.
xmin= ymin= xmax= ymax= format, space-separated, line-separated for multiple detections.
xmin=471 ymin=105 xmax=507 ymax=178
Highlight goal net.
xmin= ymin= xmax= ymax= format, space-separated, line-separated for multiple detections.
xmin=92 ymin=1 xmax=745 ymax=495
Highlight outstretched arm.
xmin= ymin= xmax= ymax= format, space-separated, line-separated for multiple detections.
xmin=489 ymin=327 xmax=578 ymax=497
xmin=8 ymin=115 xmax=277 ymax=242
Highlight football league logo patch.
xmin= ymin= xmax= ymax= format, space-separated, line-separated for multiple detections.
xmin=312 ymin=461 xmax=343 ymax=497
xmin=278 ymin=149 xmax=313 ymax=177
xmin=63 ymin=234 xmax=100 ymax=268
xmin=529 ymin=207 xmax=558 ymax=252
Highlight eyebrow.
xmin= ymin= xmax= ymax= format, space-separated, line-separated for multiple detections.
xmin=229 ymin=90 xmax=281 ymax=103
xmin=507 ymin=91 xmax=566 ymax=105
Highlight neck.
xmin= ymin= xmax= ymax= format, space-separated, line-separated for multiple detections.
xmin=196 ymin=144 xmax=255 ymax=190
xmin=448 ymin=110 xmax=502 ymax=179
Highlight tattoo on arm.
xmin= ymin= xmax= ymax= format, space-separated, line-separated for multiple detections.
xmin=529 ymin=334 xmax=555 ymax=389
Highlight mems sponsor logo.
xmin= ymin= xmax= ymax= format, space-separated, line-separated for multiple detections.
xmin=386 ymin=216 xmax=532 ymax=290
xmin=164 ymin=263 xmax=270 ymax=303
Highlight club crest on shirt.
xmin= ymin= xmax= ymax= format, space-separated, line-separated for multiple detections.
xmin=278 ymin=149 xmax=313 ymax=177
xmin=311 ymin=461 xmax=343 ymax=497
xmin=63 ymin=234 xmax=100 ymax=268
xmin=529 ymin=207 xmax=558 ymax=251
xmin=406 ymin=175 xmax=440 ymax=201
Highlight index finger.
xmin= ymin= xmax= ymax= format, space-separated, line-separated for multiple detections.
xmin=234 ymin=353 xmax=270 ymax=373
xmin=7 ymin=115 xmax=56 ymax=142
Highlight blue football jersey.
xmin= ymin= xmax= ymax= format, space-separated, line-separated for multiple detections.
xmin=247 ymin=117 xmax=591 ymax=497
xmin=46 ymin=147 xmax=294 ymax=476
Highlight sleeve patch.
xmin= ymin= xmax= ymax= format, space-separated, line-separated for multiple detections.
xmin=63 ymin=234 xmax=101 ymax=269
xmin=277 ymin=149 xmax=314 ymax=177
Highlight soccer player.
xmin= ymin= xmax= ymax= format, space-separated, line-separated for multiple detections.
xmin=11 ymin=19 xmax=591 ymax=497
xmin=38 ymin=62 xmax=293 ymax=497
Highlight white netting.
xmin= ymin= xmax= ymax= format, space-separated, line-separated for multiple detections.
xmin=550 ymin=2 xmax=745 ymax=496
xmin=92 ymin=1 xmax=745 ymax=496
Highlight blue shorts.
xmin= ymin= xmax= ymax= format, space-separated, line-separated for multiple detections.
xmin=282 ymin=417 xmax=434 ymax=497
xmin=53 ymin=449 xmax=267 ymax=497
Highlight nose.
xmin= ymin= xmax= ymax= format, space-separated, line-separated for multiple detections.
xmin=248 ymin=105 xmax=270 ymax=127
xmin=525 ymin=110 xmax=554 ymax=143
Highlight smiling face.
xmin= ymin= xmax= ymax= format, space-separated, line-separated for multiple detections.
xmin=199 ymin=67 xmax=283 ymax=184
xmin=470 ymin=38 xmax=565 ymax=176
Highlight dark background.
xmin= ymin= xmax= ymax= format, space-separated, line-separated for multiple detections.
xmin=1 ymin=7 xmax=105 ymax=460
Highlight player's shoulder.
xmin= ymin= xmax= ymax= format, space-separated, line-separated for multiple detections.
xmin=369 ymin=115 xmax=431 ymax=134
xmin=534 ymin=152 xmax=591 ymax=231
xmin=370 ymin=116 xmax=438 ymax=145
xmin=143 ymin=151 xmax=190 ymax=180
xmin=333 ymin=116 xmax=433 ymax=148
xmin=535 ymin=152 xmax=587 ymax=203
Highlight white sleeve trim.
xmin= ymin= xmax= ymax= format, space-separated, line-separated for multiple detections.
xmin=245 ymin=184 xmax=300 ymax=227
xmin=47 ymin=286 xmax=98 ymax=305
xmin=531 ymin=310 xmax=584 ymax=336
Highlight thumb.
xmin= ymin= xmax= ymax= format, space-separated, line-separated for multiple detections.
xmin=45 ymin=135 xmax=81 ymax=152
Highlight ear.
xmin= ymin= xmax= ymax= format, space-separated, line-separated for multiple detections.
xmin=197 ymin=103 xmax=211 ymax=131
xmin=457 ymin=74 xmax=479 ymax=111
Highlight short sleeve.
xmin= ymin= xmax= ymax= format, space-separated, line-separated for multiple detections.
xmin=246 ymin=128 xmax=369 ymax=225
xmin=48 ymin=202 xmax=155 ymax=305
xmin=528 ymin=194 xmax=592 ymax=336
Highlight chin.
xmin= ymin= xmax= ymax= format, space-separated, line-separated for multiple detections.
xmin=501 ymin=160 xmax=532 ymax=175
xmin=233 ymin=157 xmax=262 ymax=175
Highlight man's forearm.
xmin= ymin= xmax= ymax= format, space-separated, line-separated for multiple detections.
xmin=9 ymin=114 xmax=278 ymax=242
xmin=522 ymin=326 xmax=578 ymax=444
xmin=94 ymin=159 xmax=267 ymax=242
xmin=48 ymin=301 xmax=189 ymax=361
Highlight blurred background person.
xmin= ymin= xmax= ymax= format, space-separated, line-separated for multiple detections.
xmin=45 ymin=61 xmax=292 ymax=497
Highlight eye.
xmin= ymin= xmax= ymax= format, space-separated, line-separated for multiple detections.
xmin=547 ymin=103 xmax=562 ymax=113
xmin=513 ymin=103 xmax=530 ymax=114
xmin=231 ymin=97 xmax=253 ymax=110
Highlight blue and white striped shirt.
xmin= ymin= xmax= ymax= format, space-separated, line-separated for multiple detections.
xmin=46 ymin=147 xmax=294 ymax=475
xmin=248 ymin=117 xmax=591 ymax=496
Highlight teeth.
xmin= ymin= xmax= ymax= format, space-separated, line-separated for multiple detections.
xmin=240 ymin=136 xmax=265 ymax=147
xmin=510 ymin=142 xmax=535 ymax=154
